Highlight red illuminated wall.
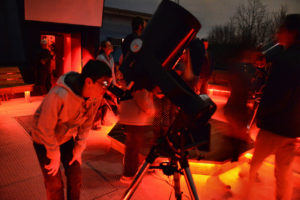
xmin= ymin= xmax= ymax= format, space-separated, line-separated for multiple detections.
xmin=24 ymin=0 xmax=104 ymax=27
xmin=71 ymin=33 xmax=82 ymax=73
xmin=64 ymin=34 xmax=72 ymax=74
xmin=18 ymin=0 xmax=100 ymax=82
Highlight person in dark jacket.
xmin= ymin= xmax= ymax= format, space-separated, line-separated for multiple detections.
xmin=119 ymin=16 xmax=156 ymax=184
xmin=248 ymin=14 xmax=300 ymax=200
xmin=121 ymin=16 xmax=145 ymax=57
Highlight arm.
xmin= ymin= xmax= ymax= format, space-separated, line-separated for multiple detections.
xmin=132 ymin=89 xmax=155 ymax=116
xmin=34 ymin=92 xmax=63 ymax=175
xmin=69 ymin=99 xmax=101 ymax=165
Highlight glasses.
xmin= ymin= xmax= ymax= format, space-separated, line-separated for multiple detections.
xmin=96 ymin=80 xmax=110 ymax=89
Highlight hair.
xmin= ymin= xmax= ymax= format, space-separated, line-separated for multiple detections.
xmin=280 ymin=14 xmax=300 ymax=41
xmin=81 ymin=60 xmax=112 ymax=82
xmin=132 ymin=16 xmax=144 ymax=32
xmin=96 ymin=40 xmax=110 ymax=56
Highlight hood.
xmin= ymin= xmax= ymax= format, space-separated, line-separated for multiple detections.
xmin=56 ymin=71 xmax=82 ymax=98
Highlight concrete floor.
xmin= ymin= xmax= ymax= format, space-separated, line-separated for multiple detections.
xmin=0 ymin=94 xmax=299 ymax=200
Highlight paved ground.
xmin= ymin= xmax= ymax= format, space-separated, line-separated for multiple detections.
xmin=0 ymin=95 xmax=299 ymax=200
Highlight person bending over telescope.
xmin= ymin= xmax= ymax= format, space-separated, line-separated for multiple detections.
xmin=31 ymin=60 xmax=112 ymax=200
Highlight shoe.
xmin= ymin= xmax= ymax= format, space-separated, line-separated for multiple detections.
xmin=120 ymin=176 xmax=134 ymax=184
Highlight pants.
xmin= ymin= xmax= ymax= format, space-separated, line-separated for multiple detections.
xmin=249 ymin=129 xmax=297 ymax=200
xmin=33 ymin=139 xmax=82 ymax=200
xmin=123 ymin=125 xmax=154 ymax=177
xmin=197 ymin=77 xmax=209 ymax=95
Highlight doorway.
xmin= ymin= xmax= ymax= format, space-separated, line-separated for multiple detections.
xmin=40 ymin=32 xmax=82 ymax=87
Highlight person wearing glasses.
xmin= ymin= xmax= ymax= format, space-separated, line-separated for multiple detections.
xmin=31 ymin=60 xmax=112 ymax=200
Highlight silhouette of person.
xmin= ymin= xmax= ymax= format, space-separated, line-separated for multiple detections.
xmin=248 ymin=14 xmax=300 ymax=200
xmin=34 ymin=39 xmax=52 ymax=95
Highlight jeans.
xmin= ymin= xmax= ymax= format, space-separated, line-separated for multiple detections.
xmin=123 ymin=125 xmax=154 ymax=177
xmin=33 ymin=139 xmax=82 ymax=200
xmin=249 ymin=129 xmax=297 ymax=200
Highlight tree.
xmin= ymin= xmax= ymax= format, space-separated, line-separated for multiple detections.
xmin=207 ymin=0 xmax=287 ymax=69
xmin=264 ymin=5 xmax=287 ymax=44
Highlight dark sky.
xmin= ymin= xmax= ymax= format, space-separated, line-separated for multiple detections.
xmin=105 ymin=0 xmax=300 ymax=38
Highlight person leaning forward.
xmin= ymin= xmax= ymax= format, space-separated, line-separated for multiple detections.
xmin=30 ymin=60 xmax=112 ymax=200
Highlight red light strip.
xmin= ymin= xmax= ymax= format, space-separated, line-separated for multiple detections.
xmin=208 ymin=88 xmax=231 ymax=94
xmin=162 ymin=29 xmax=196 ymax=67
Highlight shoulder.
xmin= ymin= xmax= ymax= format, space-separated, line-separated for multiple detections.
xmin=124 ymin=33 xmax=136 ymax=40
xmin=46 ymin=86 xmax=69 ymax=101
xmin=96 ymin=54 xmax=105 ymax=61
xmin=122 ymin=33 xmax=138 ymax=46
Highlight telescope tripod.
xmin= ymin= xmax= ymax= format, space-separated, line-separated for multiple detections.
xmin=121 ymin=139 xmax=200 ymax=200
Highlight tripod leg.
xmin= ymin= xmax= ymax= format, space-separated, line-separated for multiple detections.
xmin=173 ymin=171 xmax=182 ymax=200
xmin=121 ymin=145 xmax=159 ymax=200
xmin=247 ymin=100 xmax=260 ymax=130
xmin=180 ymin=158 xmax=199 ymax=200
xmin=121 ymin=161 xmax=151 ymax=200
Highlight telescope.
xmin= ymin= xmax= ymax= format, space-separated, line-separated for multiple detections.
xmin=108 ymin=1 xmax=217 ymax=199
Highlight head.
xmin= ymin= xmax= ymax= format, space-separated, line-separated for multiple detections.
xmin=99 ymin=40 xmax=113 ymax=56
xmin=80 ymin=60 xmax=112 ymax=99
xmin=276 ymin=14 xmax=300 ymax=48
xmin=132 ymin=16 xmax=145 ymax=36
xmin=40 ymin=39 xmax=48 ymax=49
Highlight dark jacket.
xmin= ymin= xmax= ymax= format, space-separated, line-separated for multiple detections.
xmin=121 ymin=32 xmax=138 ymax=56
xmin=256 ymin=44 xmax=300 ymax=138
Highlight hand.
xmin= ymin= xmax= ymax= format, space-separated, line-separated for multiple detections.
xmin=44 ymin=158 xmax=60 ymax=176
xmin=69 ymin=151 xmax=82 ymax=166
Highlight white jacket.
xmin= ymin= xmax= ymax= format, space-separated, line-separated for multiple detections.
xmin=96 ymin=54 xmax=116 ymax=85
xmin=31 ymin=72 xmax=101 ymax=160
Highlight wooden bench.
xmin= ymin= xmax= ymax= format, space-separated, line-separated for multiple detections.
xmin=0 ymin=67 xmax=34 ymax=103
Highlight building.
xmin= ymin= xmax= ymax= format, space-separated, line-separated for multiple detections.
xmin=100 ymin=7 xmax=152 ymax=64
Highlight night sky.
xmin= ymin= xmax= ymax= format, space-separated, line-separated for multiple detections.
xmin=104 ymin=0 xmax=300 ymax=38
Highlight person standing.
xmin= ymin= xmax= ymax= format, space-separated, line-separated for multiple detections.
xmin=197 ymin=38 xmax=212 ymax=95
xmin=118 ymin=16 xmax=156 ymax=183
xmin=121 ymin=16 xmax=145 ymax=57
xmin=183 ymin=38 xmax=212 ymax=95
xmin=31 ymin=60 xmax=112 ymax=200
xmin=96 ymin=40 xmax=116 ymax=85
xmin=34 ymin=39 xmax=53 ymax=95
xmin=93 ymin=40 xmax=119 ymax=130
xmin=118 ymin=88 xmax=156 ymax=182
xmin=248 ymin=14 xmax=300 ymax=200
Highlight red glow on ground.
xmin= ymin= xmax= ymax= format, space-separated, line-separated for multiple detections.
xmin=1 ymin=93 xmax=299 ymax=200
xmin=244 ymin=153 xmax=253 ymax=159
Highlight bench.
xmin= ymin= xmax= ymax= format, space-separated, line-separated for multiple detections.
xmin=0 ymin=66 xmax=34 ymax=103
